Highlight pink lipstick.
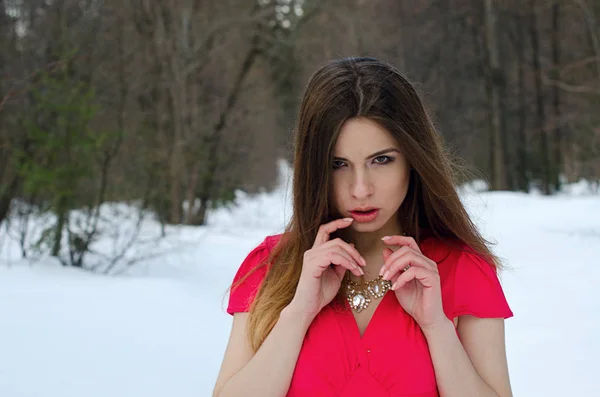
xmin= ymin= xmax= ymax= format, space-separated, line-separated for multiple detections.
xmin=349 ymin=208 xmax=380 ymax=223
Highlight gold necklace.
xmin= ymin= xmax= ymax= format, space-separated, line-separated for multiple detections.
xmin=344 ymin=273 xmax=392 ymax=312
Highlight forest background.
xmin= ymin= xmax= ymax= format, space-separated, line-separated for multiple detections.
xmin=1 ymin=0 xmax=599 ymax=269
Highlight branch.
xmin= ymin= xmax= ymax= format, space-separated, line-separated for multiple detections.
xmin=573 ymin=0 xmax=600 ymax=81
xmin=560 ymin=56 xmax=598 ymax=75
xmin=0 ymin=58 xmax=73 ymax=112
xmin=541 ymin=74 xmax=600 ymax=95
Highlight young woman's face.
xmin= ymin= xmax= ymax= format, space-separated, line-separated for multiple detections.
xmin=331 ymin=117 xmax=410 ymax=234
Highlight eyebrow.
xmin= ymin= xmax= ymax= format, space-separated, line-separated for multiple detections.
xmin=333 ymin=147 xmax=400 ymax=161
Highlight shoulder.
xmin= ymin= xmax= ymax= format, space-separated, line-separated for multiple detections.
xmin=420 ymin=236 xmax=499 ymax=278
xmin=226 ymin=233 xmax=284 ymax=315
xmin=420 ymin=236 xmax=513 ymax=320
xmin=232 ymin=234 xmax=284 ymax=281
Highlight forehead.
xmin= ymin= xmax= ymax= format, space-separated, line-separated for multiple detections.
xmin=334 ymin=118 xmax=398 ymax=155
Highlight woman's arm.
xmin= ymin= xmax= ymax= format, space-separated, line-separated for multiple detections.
xmin=212 ymin=304 xmax=314 ymax=397
xmin=422 ymin=316 xmax=513 ymax=397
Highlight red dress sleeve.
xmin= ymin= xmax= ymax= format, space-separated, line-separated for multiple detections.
xmin=446 ymin=249 xmax=514 ymax=320
xmin=226 ymin=236 xmax=276 ymax=315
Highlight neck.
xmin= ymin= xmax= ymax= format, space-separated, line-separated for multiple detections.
xmin=339 ymin=218 xmax=403 ymax=278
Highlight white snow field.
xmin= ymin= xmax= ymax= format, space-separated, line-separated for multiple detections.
xmin=1 ymin=163 xmax=599 ymax=396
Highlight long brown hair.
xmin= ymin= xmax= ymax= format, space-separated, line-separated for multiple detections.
xmin=241 ymin=57 xmax=500 ymax=352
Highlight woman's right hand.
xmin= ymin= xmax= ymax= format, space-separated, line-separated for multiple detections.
xmin=287 ymin=218 xmax=366 ymax=318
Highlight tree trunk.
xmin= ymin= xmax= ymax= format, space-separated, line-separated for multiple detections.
xmin=52 ymin=198 xmax=67 ymax=258
xmin=516 ymin=10 xmax=529 ymax=192
xmin=551 ymin=2 xmax=562 ymax=191
xmin=530 ymin=0 xmax=551 ymax=194
xmin=183 ymin=160 xmax=202 ymax=225
xmin=198 ymin=39 xmax=260 ymax=225
xmin=484 ymin=0 xmax=508 ymax=190
xmin=168 ymin=88 xmax=184 ymax=224
xmin=0 ymin=175 xmax=19 ymax=227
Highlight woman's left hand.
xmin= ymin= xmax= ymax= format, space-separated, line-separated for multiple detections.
xmin=380 ymin=235 xmax=448 ymax=332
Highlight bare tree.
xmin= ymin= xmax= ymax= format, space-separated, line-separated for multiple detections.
xmin=484 ymin=0 xmax=508 ymax=190
xmin=551 ymin=1 xmax=563 ymax=191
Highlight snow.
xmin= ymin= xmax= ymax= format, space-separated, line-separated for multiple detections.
xmin=1 ymin=163 xmax=599 ymax=397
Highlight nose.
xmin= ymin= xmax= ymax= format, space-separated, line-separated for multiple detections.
xmin=351 ymin=169 xmax=373 ymax=199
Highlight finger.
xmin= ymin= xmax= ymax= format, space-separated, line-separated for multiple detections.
xmin=382 ymin=247 xmax=394 ymax=274
xmin=381 ymin=252 xmax=436 ymax=281
xmin=332 ymin=246 xmax=363 ymax=273
xmin=381 ymin=235 xmax=421 ymax=253
xmin=322 ymin=247 xmax=360 ymax=271
xmin=313 ymin=218 xmax=354 ymax=247
xmin=332 ymin=263 xmax=348 ymax=278
xmin=382 ymin=247 xmax=394 ymax=262
xmin=380 ymin=246 xmax=435 ymax=276
xmin=328 ymin=252 xmax=363 ymax=277
xmin=380 ymin=246 xmax=410 ymax=276
xmin=391 ymin=265 xmax=437 ymax=290
xmin=328 ymin=238 xmax=366 ymax=267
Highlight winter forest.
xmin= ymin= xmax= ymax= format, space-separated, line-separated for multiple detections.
xmin=1 ymin=1 xmax=599 ymax=396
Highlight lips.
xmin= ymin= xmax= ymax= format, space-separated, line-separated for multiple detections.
xmin=349 ymin=208 xmax=380 ymax=223
xmin=350 ymin=207 xmax=378 ymax=214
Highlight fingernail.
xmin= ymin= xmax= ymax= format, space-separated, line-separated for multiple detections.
xmin=383 ymin=270 xmax=390 ymax=280
xmin=359 ymin=267 xmax=364 ymax=275
xmin=379 ymin=266 xmax=385 ymax=276
xmin=361 ymin=257 xmax=367 ymax=266
xmin=382 ymin=236 xmax=391 ymax=241
xmin=391 ymin=281 xmax=398 ymax=290
xmin=343 ymin=218 xmax=353 ymax=222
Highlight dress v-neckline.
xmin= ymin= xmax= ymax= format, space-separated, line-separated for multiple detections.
xmin=342 ymin=290 xmax=393 ymax=342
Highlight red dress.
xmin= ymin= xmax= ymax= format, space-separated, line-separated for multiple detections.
xmin=227 ymin=234 xmax=513 ymax=397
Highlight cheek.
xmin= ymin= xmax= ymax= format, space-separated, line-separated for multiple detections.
xmin=383 ymin=181 xmax=405 ymax=199
xmin=379 ymin=168 xmax=410 ymax=198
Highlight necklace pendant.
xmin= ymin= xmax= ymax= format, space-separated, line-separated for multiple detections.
xmin=347 ymin=288 xmax=371 ymax=312
xmin=368 ymin=277 xmax=391 ymax=299
xmin=345 ymin=275 xmax=392 ymax=312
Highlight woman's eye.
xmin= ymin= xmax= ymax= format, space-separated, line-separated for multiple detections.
xmin=373 ymin=155 xmax=393 ymax=164
xmin=332 ymin=160 xmax=346 ymax=169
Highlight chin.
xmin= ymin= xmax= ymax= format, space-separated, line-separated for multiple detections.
xmin=352 ymin=224 xmax=375 ymax=233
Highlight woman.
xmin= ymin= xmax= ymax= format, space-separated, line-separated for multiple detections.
xmin=212 ymin=57 xmax=513 ymax=397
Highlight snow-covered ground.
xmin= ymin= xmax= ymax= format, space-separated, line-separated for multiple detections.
xmin=1 ymin=163 xmax=599 ymax=397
